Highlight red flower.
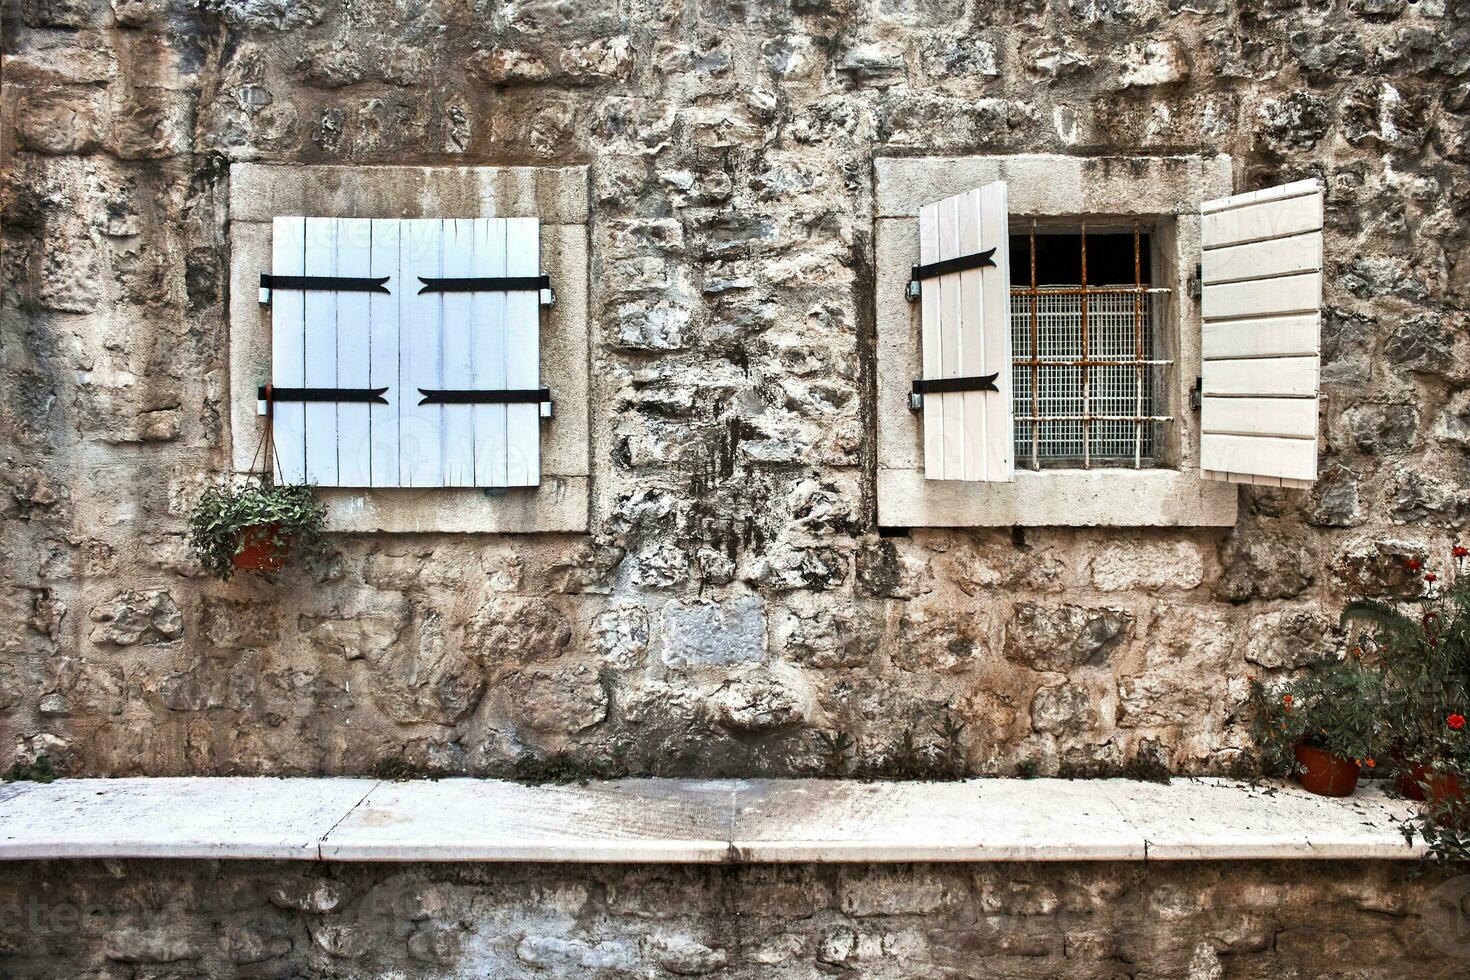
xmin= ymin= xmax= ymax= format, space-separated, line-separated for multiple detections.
xmin=1455 ymin=546 xmax=1469 ymax=559
xmin=1449 ymin=714 xmax=1466 ymax=731
xmin=1406 ymin=558 xmax=1424 ymax=572
xmin=1283 ymin=694 xmax=1294 ymax=708
xmin=1426 ymin=573 xmax=1439 ymax=583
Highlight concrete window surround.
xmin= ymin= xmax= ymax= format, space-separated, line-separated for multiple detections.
xmin=227 ymin=164 xmax=592 ymax=533
xmin=874 ymin=154 xmax=1241 ymax=528
xmin=0 ymin=777 xmax=1421 ymax=864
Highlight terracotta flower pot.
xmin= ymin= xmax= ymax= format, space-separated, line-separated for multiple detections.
xmin=232 ymin=524 xmax=291 ymax=573
xmin=1424 ymin=770 xmax=1470 ymax=829
xmin=1294 ymin=744 xmax=1360 ymax=797
xmin=1397 ymin=762 xmax=1430 ymax=802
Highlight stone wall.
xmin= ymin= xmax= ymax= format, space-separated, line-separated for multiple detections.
xmin=0 ymin=859 xmax=1464 ymax=977
xmin=2 ymin=0 xmax=1469 ymax=777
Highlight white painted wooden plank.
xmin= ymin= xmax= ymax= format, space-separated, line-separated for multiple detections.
xmin=1205 ymin=179 xmax=1323 ymax=213
xmin=504 ymin=218 xmax=541 ymax=486
xmin=936 ymin=194 xmax=965 ymax=480
xmin=368 ymin=219 xmax=400 ymax=488
xmin=977 ymin=181 xmax=1012 ymax=482
xmin=1201 ymin=178 xmax=1322 ymax=213
xmin=270 ymin=217 xmax=307 ymax=485
xmin=1202 ymin=232 xmax=1323 ymax=285
xmin=1201 ymin=356 xmax=1317 ymax=397
xmin=956 ymin=188 xmax=986 ymax=481
xmin=441 ymin=219 xmax=476 ymax=487
xmin=473 ymin=218 xmax=509 ymax=487
xmin=1201 ymin=190 xmax=1321 ymax=248
xmin=399 ymin=219 xmax=443 ymax=488
xmin=1201 ymin=434 xmax=1316 ymax=483
xmin=918 ymin=201 xmax=944 ymax=480
xmin=303 ymin=217 xmax=339 ymax=486
xmin=1202 ymin=396 xmax=1317 ymax=439
xmin=1201 ymin=313 xmax=1319 ymax=360
xmin=336 ymin=218 xmax=373 ymax=487
xmin=1203 ymin=272 xmax=1321 ymax=320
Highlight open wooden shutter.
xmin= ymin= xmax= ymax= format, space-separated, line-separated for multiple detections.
xmin=268 ymin=217 xmax=546 ymax=489
xmin=916 ymin=182 xmax=1013 ymax=482
xmin=1199 ymin=179 xmax=1322 ymax=488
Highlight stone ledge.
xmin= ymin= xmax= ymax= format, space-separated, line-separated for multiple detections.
xmin=0 ymin=777 xmax=1423 ymax=864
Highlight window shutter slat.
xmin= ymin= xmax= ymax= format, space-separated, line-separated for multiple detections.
xmin=504 ymin=217 xmax=541 ymax=487
xmin=442 ymin=219 xmax=477 ymax=487
xmin=303 ymin=217 xmax=340 ymax=487
xmin=368 ymin=219 xmax=401 ymax=487
xmin=917 ymin=182 xmax=1013 ymax=482
xmin=270 ymin=217 xmax=308 ymax=485
xmin=336 ymin=218 xmax=373 ymax=487
xmin=1199 ymin=179 xmax=1323 ymax=488
xmin=473 ymin=219 xmax=510 ymax=487
xmin=400 ymin=219 xmax=445 ymax=488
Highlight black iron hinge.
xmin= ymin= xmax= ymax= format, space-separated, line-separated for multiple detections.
xmin=258 ymin=274 xmax=391 ymax=303
xmin=258 ymin=385 xmax=390 ymax=404
xmin=906 ymin=247 xmax=997 ymax=301
xmin=418 ymin=387 xmax=554 ymax=417
xmin=417 ymin=275 xmax=556 ymax=307
xmin=908 ymin=373 xmax=1000 ymax=410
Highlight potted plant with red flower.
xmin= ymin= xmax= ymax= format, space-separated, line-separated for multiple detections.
xmin=1249 ymin=657 xmax=1381 ymax=797
xmin=1338 ymin=546 xmax=1470 ymax=859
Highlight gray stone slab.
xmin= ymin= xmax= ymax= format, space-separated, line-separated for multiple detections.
xmin=730 ymin=778 xmax=1147 ymax=862
xmin=0 ymin=778 xmax=376 ymax=860
xmin=320 ymin=778 xmax=736 ymax=862
xmin=230 ymin=164 xmax=590 ymax=223
xmin=875 ymin=154 xmax=1233 ymax=218
xmin=0 ymin=777 xmax=1424 ymax=863
xmin=1098 ymin=778 xmax=1423 ymax=860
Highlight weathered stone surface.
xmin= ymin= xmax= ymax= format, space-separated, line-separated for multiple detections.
xmin=0 ymin=859 xmax=1455 ymax=979
xmin=1215 ymin=530 xmax=1317 ymax=603
xmin=1004 ymin=603 xmax=1132 ymax=673
xmin=2 ymin=0 xmax=1466 ymax=787
xmin=660 ymin=597 xmax=766 ymax=668
xmin=88 ymin=590 xmax=183 ymax=646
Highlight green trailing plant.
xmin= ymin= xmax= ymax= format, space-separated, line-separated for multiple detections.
xmin=817 ymin=730 xmax=854 ymax=776
xmin=4 ymin=755 xmax=57 ymax=783
xmin=187 ymin=479 xmax=326 ymax=580
xmin=1249 ymin=656 xmax=1383 ymax=775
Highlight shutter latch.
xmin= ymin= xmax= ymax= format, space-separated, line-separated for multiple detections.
xmin=909 ymin=373 xmax=1000 ymax=410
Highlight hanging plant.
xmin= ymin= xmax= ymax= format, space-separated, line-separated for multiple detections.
xmin=188 ymin=479 xmax=326 ymax=581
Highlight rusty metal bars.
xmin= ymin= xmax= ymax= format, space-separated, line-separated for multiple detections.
xmin=1010 ymin=224 xmax=1172 ymax=468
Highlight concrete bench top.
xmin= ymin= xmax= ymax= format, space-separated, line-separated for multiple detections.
xmin=0 ymin=776 xmax=1424 ymax=863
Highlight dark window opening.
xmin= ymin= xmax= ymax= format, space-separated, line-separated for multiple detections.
xmin=1010 ymin=231 xmax=1153 ymax=287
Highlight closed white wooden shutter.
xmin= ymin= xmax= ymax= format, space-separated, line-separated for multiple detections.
xmin=267 ymin=217 xmax=546 ymax=489
xmin=1199 ymin=179 xmax=1323 ymax=488
xmin=916 ymin=182 xmax=1013 ymax=482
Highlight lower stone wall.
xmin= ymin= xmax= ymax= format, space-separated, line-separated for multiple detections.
xmin=0 ymin=860 xmax=1464 ymax=978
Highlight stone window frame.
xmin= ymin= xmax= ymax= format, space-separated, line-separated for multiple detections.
xmin=874 ymin=154 xmax=1240 ymax=528
xmin=226 ymin=164 xmax=591 ymax=533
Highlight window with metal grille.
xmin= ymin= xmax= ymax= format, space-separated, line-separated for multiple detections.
xmin=1010 ymin=223 xmax=1171 ymax=469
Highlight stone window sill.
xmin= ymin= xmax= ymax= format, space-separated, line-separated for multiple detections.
xmin=877 ymin=467 xmax=1238 ymax=528
xmin=0 ymin=777 xmax=1421 ymax=863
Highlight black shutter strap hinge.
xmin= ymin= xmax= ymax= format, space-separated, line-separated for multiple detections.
xmin=258 ymin=386 xmax=390 ymax=405
xmin=417 ymin=275 xmax=556 ymax=307
xmin=418 ymin=388 xmax=554 ymax=418
xmin=906 ymin=247 xmax=997 ymax=301
xmin=908 ymin=373 xmax=1000 ymax=411
xmin=258 ymin=274 xmax=391 ymax=303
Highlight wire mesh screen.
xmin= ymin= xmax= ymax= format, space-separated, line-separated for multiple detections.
xmin=1011 ymin=289 xmax=1169 ymax=468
